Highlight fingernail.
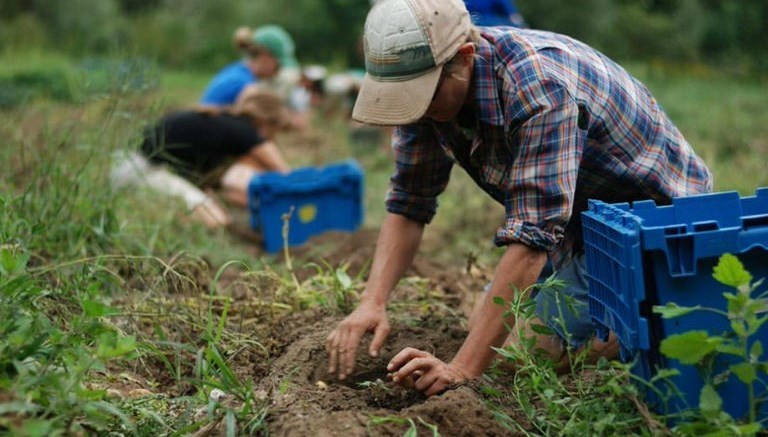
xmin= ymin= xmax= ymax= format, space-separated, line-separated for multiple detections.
xmin=370 ymin=350 xmax=378 ymax=357
xmin=392 ymin=375 xmax=399 ymax=383
xmin=386 ymin=363 xmax=393 ymax=371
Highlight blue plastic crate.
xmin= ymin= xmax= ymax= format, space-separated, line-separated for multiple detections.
xmin=248 ymin=160 xmax=364 ymax=253
xmin=582 ymin=188 xmax=768 ymax=419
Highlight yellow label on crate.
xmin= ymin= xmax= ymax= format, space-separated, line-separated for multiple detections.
xmin=298 ymin=204 xmax=317 ymax=223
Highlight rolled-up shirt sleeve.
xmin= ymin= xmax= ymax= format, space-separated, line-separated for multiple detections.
xmin=494 ymin=79 xmax=584 ymax=252
xmin=385 ymin=122 xmax=454 ymax=224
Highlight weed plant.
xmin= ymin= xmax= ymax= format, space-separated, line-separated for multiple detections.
xmin=652 ymin=254 xmax=767 ymax=435
xmin=482 ymin=276 xmax=659 ymax=436
xmin=0 ymin=245 xmax=138 ymax=435
xmin=0 ymin=58 xmax=269 ymax=434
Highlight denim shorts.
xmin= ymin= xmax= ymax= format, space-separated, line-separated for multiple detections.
xmin=532 ymin=252 xmax=594 ymax=349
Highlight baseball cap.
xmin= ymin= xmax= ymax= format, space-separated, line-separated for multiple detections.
xmin=251 ymin=25 xmax=298 ymax=68
xmin=352 ymin=0 xmax=471 ymax=125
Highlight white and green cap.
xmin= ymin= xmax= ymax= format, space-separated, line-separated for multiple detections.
xmin=352 ymin=0 xmax=471 ymax=125
xmin=251 ymin=25 xmax=297 ymax=68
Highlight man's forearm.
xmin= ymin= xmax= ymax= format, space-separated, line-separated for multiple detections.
xmin=360 ymin=212 xmax=425 ymax=307
xmin=451 ymin=244 xmax=547 ymax=377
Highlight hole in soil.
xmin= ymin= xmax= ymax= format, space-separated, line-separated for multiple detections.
xmin=337 ymin=368 xmax=426 ymax=410
xmin=336 ymin=368 xmax=390 ymax=389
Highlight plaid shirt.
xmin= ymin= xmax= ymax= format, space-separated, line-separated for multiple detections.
xmin=385 ymin=27 xmax=713 ymax=265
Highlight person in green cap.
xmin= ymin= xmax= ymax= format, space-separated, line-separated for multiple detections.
xmin=201 ymin=24 xmax=297 ymax=106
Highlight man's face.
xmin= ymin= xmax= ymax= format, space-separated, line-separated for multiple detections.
xmin=422 ymin=50 xmax=474 ymax=123
xmin=246 ymin=50 xmax=280 ymax=80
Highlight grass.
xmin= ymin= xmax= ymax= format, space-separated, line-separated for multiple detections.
xmin=629 ymin=63 xmax=768 ymax=194
xmin=0 ymin=50 xmax=766 ymax=434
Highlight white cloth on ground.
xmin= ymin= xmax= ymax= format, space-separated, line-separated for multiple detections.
xmin=110 ymin=150 xmax=210 ymax=211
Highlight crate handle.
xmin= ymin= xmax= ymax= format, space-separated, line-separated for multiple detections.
xmin=743 ymin=214 xmax=768 ymax=230
xmin=692 ymin=221 xmax=719 ymax=232
xmin=665 ymin=235 xmax=695 ymax=276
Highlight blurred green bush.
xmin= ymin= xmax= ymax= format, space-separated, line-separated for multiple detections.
xmin=0 ymin=0 xmax=765 ymax=73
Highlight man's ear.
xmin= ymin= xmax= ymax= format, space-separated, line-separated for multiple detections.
xmin=456 ymin=43 xmax=475 ymax=65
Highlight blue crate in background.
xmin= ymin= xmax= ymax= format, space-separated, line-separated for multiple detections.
xmin=582 ymin=188 xmax=768 ymax=419
xmin=248 ymin=160 xmax=364 ymax=253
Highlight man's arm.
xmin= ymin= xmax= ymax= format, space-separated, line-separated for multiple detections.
xmin=327 ymin=212 xmax=425 ymax=379
xmin=451 ymin=243 xmax=547 ymax=376
xmin=387 ymin=243 xmax=547 ymax=395
xmin=247 ymin=141 xmax=290 ymax=173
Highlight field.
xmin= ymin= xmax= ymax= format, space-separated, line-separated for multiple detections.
xmin=1 ymin=52 xmax=767 ymax=436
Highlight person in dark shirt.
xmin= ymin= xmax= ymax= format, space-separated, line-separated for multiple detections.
xmin=111 ymin=88 xmax=291 ymax=228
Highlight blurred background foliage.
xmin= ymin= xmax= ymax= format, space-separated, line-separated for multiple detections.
xmin=0 ymin=0 xmax=766 ymax=74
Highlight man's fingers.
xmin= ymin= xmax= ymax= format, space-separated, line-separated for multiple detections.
xmin=392 ymin=374 xmax=416 ymax=389
xmin=336 ymin=329 xmax=350 ymax=379
xmin=369 ymin=322 xmax=390 ymax=357
xmin=326 ymin=330 xmax=340 ymax=374
xmin=425 ymin=380 xmax=450 ymax=397
xmin=392 ymin=357 xmax=433 ymax=382
xmin=387 ymin=347 xmax=429 ymax=373
xmin=341 ymin=329 xmax=364 ymax=379
xmin=414 ymin=372 xmax=438 ymax=392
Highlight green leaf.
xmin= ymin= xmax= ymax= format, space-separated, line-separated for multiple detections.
xmin=0 ymin=247 xmax=29 ymax=277
xmin=492 ymin=296 xmax=505 ymax=307
xmin=0 ymin=401 xmax=41 ymax=415
xmin=650 ymin=368 xmax=681 ymax=383
xmin=731 ymin=319 xmax=747 ymax=337
xmin=730 ymin=362 xmax=757 ymax=384
xmin=82 ymin=299 xmax=120 ymax=318
xmin=335 ymin=269 xmax=352 ymax=290
xmin=715 ymin=343 xmax=745 ymax=358
xmin=750 ymin=340 xmax=763 ymax=360
xmin=749 ymin=299 xmax=768 ymax=315
xmin=653 ymin=302 xmax=700 ymax=319
xmin=403 ymin=420 xmax=418 ymax=437
xmin=529 ymin=323 xmax=554 ymax=336
xmin=225 ymin=409 xmax=237 ymax=437
xmin=737 ymin=424 xmax=762 ymax=434
xmin=480 ymin=385 xmax=502 ymax=397
xmin=699 ymin=383 xmax=723 ymax=417
xmin=724 ymin=292 xmax=747 ymax=315
xmin=659 ymin=331 xmax=720 ymax=364
xmin=713 ymin=254 xmax=752 ymax=288
xmin=417 ymin=417 xmax=441 ymax=437
xmin=0 ymin=247 xmax=13 ymax=275
xmin=20 ymin=420 xmax=54 ymax=437
xmin=96 ymin=333 xmax=137 ymax=359
xmin=84 ymin=401 xmax=136 ymax=432
xmin=747 ymin=315 xmax=768 ymax=336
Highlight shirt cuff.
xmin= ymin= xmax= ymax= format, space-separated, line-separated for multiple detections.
xmin=494 ymin=218 xmax=563 ymax=252
xmin=385 ymin=193 xmax=437 ymax=224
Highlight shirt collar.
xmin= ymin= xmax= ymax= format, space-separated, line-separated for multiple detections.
xmin=472 ymin=35 xmax=506 ymax=127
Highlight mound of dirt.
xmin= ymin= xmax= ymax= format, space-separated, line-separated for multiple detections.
xmin=258 ymin=315 xmax=512 ymax=436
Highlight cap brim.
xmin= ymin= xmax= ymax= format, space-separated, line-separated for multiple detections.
xmin=352 ymin=66 xmax=443 ymax=126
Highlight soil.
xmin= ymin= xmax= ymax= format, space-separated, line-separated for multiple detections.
xmin=234 ymin=227 xmax=515 ymax=436
xmin=114 ymin=226 xmax=520 ymax=435
xmin=259 ymin=316 xmax=513 ymax=436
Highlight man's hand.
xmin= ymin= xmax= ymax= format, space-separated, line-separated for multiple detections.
xmin=387 ymin=348 xmax=470 ymax=397
xmin=326 ymin=303 xmax=390 ymax=380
